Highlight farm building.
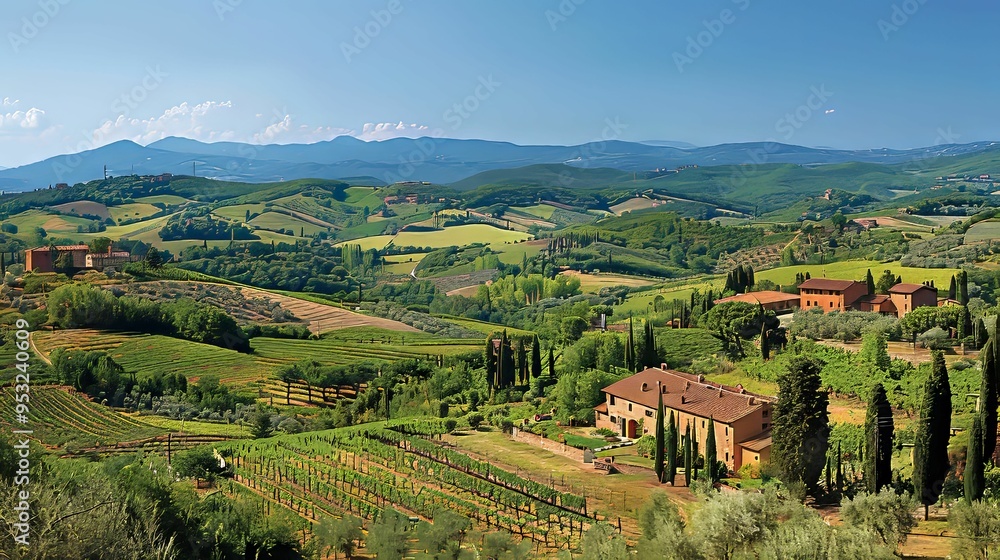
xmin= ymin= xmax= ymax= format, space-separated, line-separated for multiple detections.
xmin=797 ymin=278 xmax=868 ymax=312
xmin=888 ymin=283 xmax=938 ymax=317
xmin=25 ymin=245 xmax=137 ymax=273
xmin=595 ymin=367 xmax=775 ymax=472
xmin=714 ymin=290 xmax=800 ymax=313
xmin=856 ymin=294 xmax=897 ymax=315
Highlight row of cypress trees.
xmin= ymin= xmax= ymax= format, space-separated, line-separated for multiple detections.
xmin=652 ymin=384 xmax=719 ymax=486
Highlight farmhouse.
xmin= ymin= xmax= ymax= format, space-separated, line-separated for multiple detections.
xmin=595 ymin=367 xmax=775 ymax=472
xmin=714 ymin=290 xmax=800 ymax=313
xmin=25 ymin=245 xmax=136 ymax=273
xmin=856 ymin=293 xmax=897 ymax=315
xmin=888 ymin=283 xmax=938 ymax=317
xmin=797 ymin=278 xmax=868 ymax=312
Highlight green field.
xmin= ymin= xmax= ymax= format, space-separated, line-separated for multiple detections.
xmin=248 ymin=211 xmax=328 ymax=236
xmin=338 ymin=224 xmax=532 ymax=252
xmin=212 ymin=203 xmax=268 ymax=222
xmin=436 ymin=316 xmax=534 ymax=336
xmin=615 ymin=280 xmax=719 ymax=315
xmin=133 ymin=194 xmax=190 ymax=205
xmin=109 ymin=202 xmax=161 ymax=222
xmin=7 ymin=209 xmax=95 ymax=234
xmin=343 ymin=186 xmax=383 ymax=206
xmin=514 ymin=204 xmax=556 ymax=220
xmin=964 ymin=219 xmax=1000 ymax=244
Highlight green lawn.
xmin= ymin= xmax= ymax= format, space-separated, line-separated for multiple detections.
xmin=514 ymin=204 xmax=557 ymax=220
xmin=213 ymin=203 xmax=269 ymax=222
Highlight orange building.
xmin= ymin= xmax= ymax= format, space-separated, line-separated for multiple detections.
xmin=797 ymin=278 xmax=868 ymax=312
xmin=888 ymin=283 xmax=939 ymax=317
xmin=595 ymin=367 xmax=775 ymax=472
xmin=856 ymin=294 xmax=897 ymax=315
xmin=24 ymin=245 xmax=90 ymax=272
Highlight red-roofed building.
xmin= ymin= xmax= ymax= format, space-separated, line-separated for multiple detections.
xmin=856 ymin=294 xmax=897 ymax=315
xmin=797 ymin=278 xmax=868 ymax=312
xmin=888 ymin=283 xmax=938 ymax=317
xmin=25 ymin=245 xmax=136 ymax=273
xmin=596 ymin=366 xmax=775 ymax=471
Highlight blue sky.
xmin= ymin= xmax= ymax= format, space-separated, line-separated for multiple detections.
xmin=0 ymin=0 xmax=996 ymax=166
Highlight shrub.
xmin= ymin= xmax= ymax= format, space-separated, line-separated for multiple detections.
xmin=591 ymin=427 xmax=617 ymax=437
xmin=466 ymin=412 xmax=484 ymax=429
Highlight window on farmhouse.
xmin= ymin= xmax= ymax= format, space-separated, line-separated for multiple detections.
xmin=610 ymin=396 xmax=615 ymax=405
xmin=645 ymin=410 xmax=653 ymax=417
xmin=628 ymin=403 xmax=632 ymax=412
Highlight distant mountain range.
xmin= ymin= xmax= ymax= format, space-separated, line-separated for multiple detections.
xmin=0 ymin=136 xmax=996 ymax=192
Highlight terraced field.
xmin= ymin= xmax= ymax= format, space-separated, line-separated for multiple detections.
xmin=248 ymin=211 xmax=329 ymax=236
xmin=240 ymin=287 xmax=418 ymax=333
xmin=0 ymin=385 xmax=165 ymax=447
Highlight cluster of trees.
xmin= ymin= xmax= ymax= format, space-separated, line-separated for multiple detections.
xmin=159 ymin=210 xmax=258 ymax=241
xmin=722 ymin=264 xmax=755 ymax=294
xmin=177 ymin=243 xmax=359 ymax=296
xmin=47 ymin=283 xmax=250 ymax=352
xmin=484 ymin=332 xmax=545 ymax=391
xmin=340 ymin=243 xmax=382 ymax=276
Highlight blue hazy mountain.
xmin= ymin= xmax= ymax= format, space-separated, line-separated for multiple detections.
xmin=0 ymin=136 xmax=996 ymax=192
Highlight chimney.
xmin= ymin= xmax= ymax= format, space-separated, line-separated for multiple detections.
xmin=661 ymin=385 xmax=667 ymax=394
xmin=719 ymin=389 xmax=724 ymax=398
xmin=681 ymin=395 xmax=686 ymax=404
xmin=660 ymin=363 xmax=668 ymax=370
xmin=748 ymin=396 xmax=755 ymax=406
xmin=641 ymin=382 xmax=648 ymax=392
xmin=684 ymin=381 xmax=690 ymax=390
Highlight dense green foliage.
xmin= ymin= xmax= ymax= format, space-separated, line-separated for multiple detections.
xmin=771 ymin=356 xmax=830 ymax=495
xmin=913 ymin=351 xmax=953 ymax=517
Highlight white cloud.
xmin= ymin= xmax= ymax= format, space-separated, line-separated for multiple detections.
xmin=84 ymin=100 xmax=438 ymax=149
xmin=357 ymin=121 xmax=431 ymax=141
xmin=2 ymin=97 xmax=20 ymax=107
xmin=0 ymin=107 xmax=46 ymax=130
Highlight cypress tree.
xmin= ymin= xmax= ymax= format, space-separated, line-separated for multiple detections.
xmin=761 ymin=323 xmax=770 ymax=360
xmin=959 ymin=270 xmax=969 ymax=305
xmin=864 ymin=383 xmax=894 ymax=493
xmin=866 ymin=269 xmax=876 ymax=295
xmin=825 ymin=457 xmax=833 ymax=491
xmin=771 ymin=356 xmax=830 ymax=495
xmin=500 ymin=332 xmax=515 ymax=388
xmin=641 ymin=319 xmax=658 ymax=368
xmin=665 ymin=411 xmax=677 ymax=485
xmin=705 ymin=417 xmax=718 ymax=482
xmin=980 ymin=336 xmax=998 ymax=461
xmin=835 ymin=442 xmax=844 ymax=492
xmin=625 ymin=314 xmax=636 ymax=372
xmin=485 ymin=337 xmax=497 ymax=388
xmin=654 ymin=385 xmax=665 ymax=483
xmin=548 ymin=346 xmax=555 ymax=378
xmin=683 ymin=422 xmax=692 ymax=486
xmin=517 ymin=341 xmax=528 ymax=385
xmin=948 ymin=275 xmax=957 ymax=300
xmin=913 ymin=351 xmax=952 ymax=520
xmin=966 ymin=413 xmax=986 ymax=502
xmin=692 ymin=422 xmax=699 ymax=480
xmin=530 ymin=335 xmax=542 ymax=379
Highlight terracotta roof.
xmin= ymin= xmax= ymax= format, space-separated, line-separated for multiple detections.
xmin=797 ymin=278 xmax=865 ymax=292
xmin=738 ymin=430 xmax=772 ymax=452
xmin=28 ymin=245 xmax=90 ymax=252
xmin=601 ymin=367 xmax=774 ymax=424
xmin=857 ymin=294 xmax=894 ymax=305
xmin=715 ymin=291 xmax=800 ymax=305
xmin=594 ymin=402 xmax=608 ymax=414
xmin=889 ymin=283 xmax=937 ymax=295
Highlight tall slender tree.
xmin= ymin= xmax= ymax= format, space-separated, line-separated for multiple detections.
xmin=625 ymin=314 xmax=636 ymax=372
xmin=547 ymin=346 xmax=555 ymax=378
xmin=948 ymin=275 xmax=957 ymax=300
xmin=980 ymin=336 xmax=998 ymax=462
xmin=913 ymin=351 xmax=952 ymax=520
xmin=654 ymin=385 xmax=665 ymax=483
xmin=771 ymin=356 xmax=830 ymax=495
xmin=866 ymin=269 xmax=876 ymax=295
xmin=864 ymin=383 xmax=894 ymax=493
xmin=760 ymin=322 xmax=770 ymax=361
xmin=959 ymin=270 xmax=969 ymax=305
xmin=692 ymin=422 xmax=699 ymax=481
xmin=966 ymin=414 xmax=986 ymax=502
xmin=530 ymin=335 xmax=542 ymax=379
xmin=683 ymin=422 xmax=692 ymax=486
xmin=705 ymin=417 xmax=718 ymax=483
xmin=665 ymin=411 xmax=677 ymax=485
xmin=641 ymin=319 xmax=658 ymax=368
